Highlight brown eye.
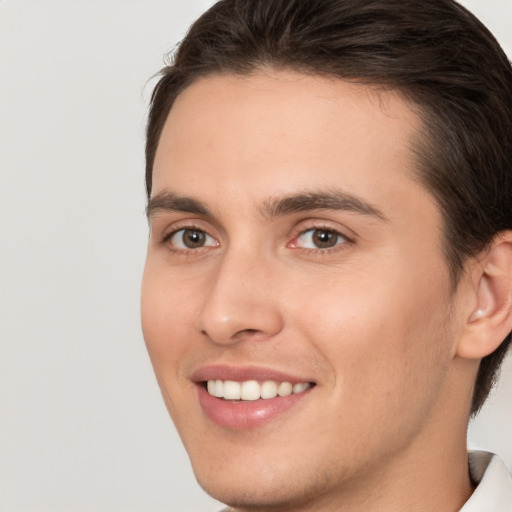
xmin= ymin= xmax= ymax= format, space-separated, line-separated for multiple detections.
xmin=169 ymin=229 xmax=217 ymax=249
xmin=294 ymin=228 xmax=347 ymax=249
xmin=183 ymin=230 xmax=206 ymax=248
xmin=312 ymin=229 xmax=339 ymax=248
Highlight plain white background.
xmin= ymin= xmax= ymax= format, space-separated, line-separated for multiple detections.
xmin=0 ymin=1 xmax=511 ymax=511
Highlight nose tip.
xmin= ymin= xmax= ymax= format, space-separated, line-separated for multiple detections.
xmin=196 ymin=262 xmax=284 ymax=345
xmin=198 ymin=310 xmax=283 ymax=345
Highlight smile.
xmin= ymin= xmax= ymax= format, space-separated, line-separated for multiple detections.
xmin=206 ymin=379 xmax=312 ymax=400
xmin=192 ymin=366 xmax=316 ymax=429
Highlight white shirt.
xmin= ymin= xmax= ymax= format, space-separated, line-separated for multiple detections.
xmin=460 ymin=451 xmax=512 ymax=511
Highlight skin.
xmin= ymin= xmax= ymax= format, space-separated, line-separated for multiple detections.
xmin=141 ymin=70 xmax=483 ymax=512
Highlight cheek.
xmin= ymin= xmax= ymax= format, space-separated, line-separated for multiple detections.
xmin=141 ymin=263 xmax=205 ymax=427
xmin=141 ymin=263 xmax=198 ymax=373
xmin=293 ymin=266 xmax=454 ymax=423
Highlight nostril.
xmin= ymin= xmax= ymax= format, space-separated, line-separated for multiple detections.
xmin=231 ymin=328 xmax=265 ymax=341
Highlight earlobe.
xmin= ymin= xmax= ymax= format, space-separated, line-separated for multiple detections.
xmin=457 ymin=231 xmax=512 ymax=360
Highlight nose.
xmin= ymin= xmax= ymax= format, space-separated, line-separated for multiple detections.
xmin=196 ymin=249 xmax=284 ymax=345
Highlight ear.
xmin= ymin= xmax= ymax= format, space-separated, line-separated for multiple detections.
xmin=456 ymin=231 xmax=512 ymax=360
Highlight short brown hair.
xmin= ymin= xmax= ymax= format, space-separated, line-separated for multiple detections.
xmin=145 ymin=0 xmax=512 ymax=414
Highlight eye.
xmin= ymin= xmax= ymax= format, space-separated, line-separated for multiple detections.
xmin=168 ymin=228 xmax=218 ymax=250
xmin=292 ymin=228 xmax=348 ymax=250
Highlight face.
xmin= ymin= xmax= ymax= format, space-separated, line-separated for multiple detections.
xmin=142 ymin=71 xmax=465 ymax=510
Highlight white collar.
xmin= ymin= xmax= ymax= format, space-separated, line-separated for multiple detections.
xmin=460 ymin=451 xmax=512 ymax=511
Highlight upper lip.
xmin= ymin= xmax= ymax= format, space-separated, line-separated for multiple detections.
xmin=191 ymin=364 xmax=316 ymax=384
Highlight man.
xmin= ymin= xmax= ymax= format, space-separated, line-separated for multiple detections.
xmin=141 ymin=1 xmax=512 ymax=510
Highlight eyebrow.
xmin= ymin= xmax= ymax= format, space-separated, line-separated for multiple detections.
xmin=146 ymin=189 xmax=388 ymax=222
xmin=262 ymin=190 xmax=388 ymax=220
xmin=146 ymin=191 xmax=210 ymax=219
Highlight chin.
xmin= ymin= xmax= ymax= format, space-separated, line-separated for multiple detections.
xmin=190 ymin=452 xmax=340 ymax=511
xmin=197 ymin=477 xmax=316 ymax=511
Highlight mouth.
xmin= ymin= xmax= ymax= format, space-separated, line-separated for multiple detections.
xmin=192 ymin=366 xmax=316 ymax=429
xmin=204 ymin=379 xmax=314 ymax=401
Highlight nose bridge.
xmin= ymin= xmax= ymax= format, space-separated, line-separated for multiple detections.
xmin=197 ymin=244 xmax=283 ymax=344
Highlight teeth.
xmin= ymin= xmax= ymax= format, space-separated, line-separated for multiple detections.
xmin=241 ymin=380 xmax=260 ymax=401
xmin=277 ymin=382 xmax=293 ymax=397
xmin=293 ymin=382 xmax=309 ymax=394
xmin=260 ymin=380 xmax=277 ymax=399
xmin=206 ymin=379 xmax=312 ymax=400
xmin=224 ymin=380 xmax=241 ymax=400
xmin=214 ymin=379 xmax=224 ymax=398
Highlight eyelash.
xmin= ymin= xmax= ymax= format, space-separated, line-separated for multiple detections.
xmin=159 ymin=223 xmax=354 ymax=255
xmin=289 ymin=225 xmax=354 ymax=255
xmin=159 ymin=223 xmax=215 ymax=255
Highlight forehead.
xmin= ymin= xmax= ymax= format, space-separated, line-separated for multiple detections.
xmin=152 ymin=70 xmax=428 ymax=221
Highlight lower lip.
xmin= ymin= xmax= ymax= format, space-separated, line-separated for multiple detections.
xmin=196 ymin=384 xmax=312 ymax=430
